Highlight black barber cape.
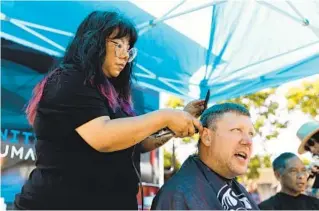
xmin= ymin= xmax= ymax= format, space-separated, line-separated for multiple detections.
xmin=151 ymin=155 xmax=259 ymax=210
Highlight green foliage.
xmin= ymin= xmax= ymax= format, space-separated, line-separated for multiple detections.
xmin=164 ymin=149 xmax=181 ymax=170
xmin=263 ymin=155 xmax=272 ymax=168
xmin=301 ymin=158 xmax=311 ymax=166
xmin=224 ymin=88 xmax=288 ymax=141
xmin=166 ymin=96 xmax=184 ymax=109
xmin=286 ymin=78 xmax=319 ymax=117
xmin=247 ymin=155 xmax=261 ymax=179
xmin=240 ymin=154 xmax=272 ymax=180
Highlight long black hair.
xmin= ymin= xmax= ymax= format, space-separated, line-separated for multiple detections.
xmin=26 ymin=11 xmax=138 ymax=125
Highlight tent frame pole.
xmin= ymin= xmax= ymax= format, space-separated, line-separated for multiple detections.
xmin=256 ymin=0 xmax=319 ymax=38
xmin=138 ymin=0 xmax=227 ymax=35
xmin=137 ymin=0 xmax=188 ymax=30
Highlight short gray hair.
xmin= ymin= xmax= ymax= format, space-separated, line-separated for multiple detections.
xmin=200 ymin=102 xmax=250 ymax=131
xmin=197 ymin=102 xmax=250 ymax=148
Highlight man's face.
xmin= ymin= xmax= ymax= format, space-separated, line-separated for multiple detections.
xmin=278 ymin=157 xmax=308 ymax=194
xmin=203 ymin=112 xmax=255 ymax=178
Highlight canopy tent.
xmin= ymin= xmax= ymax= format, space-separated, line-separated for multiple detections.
xmin=2 ymin=0 xmax=319 ymax=109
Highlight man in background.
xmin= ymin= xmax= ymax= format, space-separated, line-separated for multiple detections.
xmin=259 ymin=152 xmax=319 ymax=210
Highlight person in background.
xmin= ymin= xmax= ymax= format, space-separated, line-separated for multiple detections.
xmin=151 ymin=103 xmax=260 ymax=210
xmin=248 ymin=181 xmax=261 ymax=204
xmin=297 ymin=121 xmax=319 ymax=189
xmin=258 ymin=152 xmax=319 ymax=210
xmin=14 ymin=11 xmax=203 ymax=210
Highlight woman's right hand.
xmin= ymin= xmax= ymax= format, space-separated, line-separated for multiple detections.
xmin=162 ymin=109 xmax=203 ymax=138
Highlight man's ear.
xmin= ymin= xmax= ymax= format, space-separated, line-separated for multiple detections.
xmin=274 ymin=170 xmax=281 ymax=181
xmin=201 ymin=128 xmax=212 ymax=147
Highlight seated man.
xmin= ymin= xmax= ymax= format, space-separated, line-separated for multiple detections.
xmin=151 ymin=103 xmax=259 ymax=210
xmin=258 ymin=152 xmax=319 ymax=210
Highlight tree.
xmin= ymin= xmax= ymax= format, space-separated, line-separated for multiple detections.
xmin=246 ymin=155 xmax=271 ymax=179
xmin=224 ymin=89 xmax=288 ymax=142
xmin=165 ymin=96 xmax=185 ymax=109
xmin=237 ymin=154 xmax=272 ymax=184
xmin=286 ymin=78 xmax=319 ymax=117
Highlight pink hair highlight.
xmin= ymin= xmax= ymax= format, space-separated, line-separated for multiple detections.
xmin=96 ymin=80 xmax=135 ymax=116
xmin=119 ymin=96 xmax=135 ymax=116
xmin=26 ymin=69 xmax=59 ymax=126
xmin=25 ymin=76 xmax=49 ymax=126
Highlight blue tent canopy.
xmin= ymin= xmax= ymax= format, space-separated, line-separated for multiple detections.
xmin=1 ymin=0 xmax=319 ymax=129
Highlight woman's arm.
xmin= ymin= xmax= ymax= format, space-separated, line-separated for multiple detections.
xmin=76 ymin=109 xmax=202 ymax=153
xmin=140 ymin=134 xmax=174 ymax=153
xmin=140 ymin=99 xmax=205 ymax=153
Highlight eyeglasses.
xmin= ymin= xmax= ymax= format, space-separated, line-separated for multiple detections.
xmin=305 ymin=137 xmax=316 ymax=152
xmin=108 ymin=40 xmax=137 ymax=63
xmin=288 ymin=168 xmax=308 ymax=176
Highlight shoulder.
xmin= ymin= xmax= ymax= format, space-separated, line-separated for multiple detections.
xmin=45 ymin=69 xmax=88 ymax=91
xmin=165 ymin=163 xmax=200 ymax=190
xmin=153 ymin=163 xmax=201 ymax=201
xmin=298 ymin=194 xmax=319 ymax=209
xmin=258 ymin=195 xmax=278 ymax=210
xmin=302 ymin=194 xmax=319 ymax=203
xmin=43 ymin=69 xmax=101 ymax=102
xmin=151 ymin=182 xmax=187 ymax=210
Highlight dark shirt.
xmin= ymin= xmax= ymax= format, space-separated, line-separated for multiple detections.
xmin=14 ymin=69 xmax=140 ymax=210
xmin=313 ymin=175 xmax=319 ymax=188
xmin=259 ymin=192 xmax=319 ymax=210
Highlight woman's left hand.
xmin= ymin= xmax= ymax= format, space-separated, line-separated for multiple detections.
xmin=183 ymin=99 xmax=206 ymax=118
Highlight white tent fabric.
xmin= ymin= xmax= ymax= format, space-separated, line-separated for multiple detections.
xmin=133 ymin=0 xmax=319 ymax=101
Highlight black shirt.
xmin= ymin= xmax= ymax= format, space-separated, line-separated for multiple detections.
xmin=259 ymin=192 xmax=319 ymax=210
xmin=14 ymin=69 xmax=140 ymax=210
xmin=313 ymin=175 xmax=319 ymax=188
